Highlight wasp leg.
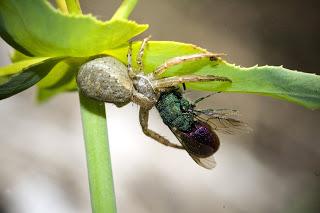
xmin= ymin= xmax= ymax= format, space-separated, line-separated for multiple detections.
xmin=137 ymin=35 xmax=151 ymax=72
xmin=153 ymin=75 xmax=231 ymax=89
xmin=153 ymin=53 xmax=224 ymax=76
xmin=139 ymin=108 xmax=184 ymax=149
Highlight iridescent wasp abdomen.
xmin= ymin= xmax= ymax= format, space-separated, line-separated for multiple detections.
xmin=156 ymin=89 xmax=249 ymax=169
xmin=178 ymin=120 xmax=220 ymax=158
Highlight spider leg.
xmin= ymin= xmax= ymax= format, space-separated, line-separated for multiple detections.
xmin=137 ymin=35 xmax=151 ymax=72
xmin=153 ymin=75 xmax=231 ymax=89
xmin=127 ymin=41 xmax=136 ymax=78
xmin=153 ymin=52 xmax=225 ymax=76
xmin=132 ymin=90 xmax=155 ymax=110
xmin=139 ymin=108 xmax=184 ymax=149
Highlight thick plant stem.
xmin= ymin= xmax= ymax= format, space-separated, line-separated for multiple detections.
xmin=55 ymin=0 xmax=68 ymax=13
xmin=65 ymin=0 xmax=82 ymax=14
xmin=111 ymin=0 xmax=138 ymax=20
xmin=79 ymin=93 xmax=117 ymax=213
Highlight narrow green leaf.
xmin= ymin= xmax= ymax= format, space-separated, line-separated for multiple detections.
xmin=10 ymin=50 xmax=32 ymax=63
xmin=0 ymin=0 xmax=148 ymax=57
xmin=105 ymin=41 xmax=320 ymax=109
xmin=0 ymin=57 xmax=50 ymax=77
xmin=0 ymin=57 xmax=64 ymax=100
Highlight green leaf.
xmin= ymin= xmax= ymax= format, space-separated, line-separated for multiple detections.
xmin=0 ymin=0 xmax=148 ymax=57
xmin=0 ymin=57 xmax=64 ymax=100
xmin=187 ymin=63 xmax=320 ymax=109
xmin=105 ymin=41 xmax=320 ymax=109
xmin=10 ymin=50 xmax=32 ymax=63
xmin=0 ymin=57 xmax=50 ymax=77
xmin=104 ymin=41 xmax=213 ymax=71
xmin=36 ymin=58 xmax=86 ymax=102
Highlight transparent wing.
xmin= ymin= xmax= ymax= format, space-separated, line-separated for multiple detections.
xmin=193 ymin=109 xmax=251 ymax=135
xmin=197 ymin=109 xmax=240 ymax=118
xmin=170 ymin=128 xmax=217 ymax=170
xmin=190 ymin=154 xmax=216 ymax=169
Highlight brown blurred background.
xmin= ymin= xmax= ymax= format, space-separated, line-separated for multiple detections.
xmin=0 ymin=0 xmax=319 ymax=212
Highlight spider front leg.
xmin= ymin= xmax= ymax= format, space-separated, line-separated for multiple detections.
xmin=139 ymin=108 xmax=184 ymax=149
xmin=153 ymin=75 xmax=231 ymax=88
xmin=127 ymin=36 xmax=151 ymax=77
xmin=127 ymin=41 xmax=136 ymax=78
xmin=137 ymin=35 xmax=151 ymax=72
xmin=153 ymin=52 xmax=225 ymax=76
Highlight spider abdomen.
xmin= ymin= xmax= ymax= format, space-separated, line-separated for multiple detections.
xmin=77 ymin=57 xmax=133 ymax=107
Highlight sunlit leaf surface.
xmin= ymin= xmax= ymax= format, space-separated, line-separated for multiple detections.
xmin=0 ymin=0 xmax=148 ymax=57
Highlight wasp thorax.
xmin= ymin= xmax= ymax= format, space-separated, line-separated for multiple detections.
xmin=156 ymin=90 xmax=194 ymax=132
xmin=77 ymin=57 xmax=133 ymax=107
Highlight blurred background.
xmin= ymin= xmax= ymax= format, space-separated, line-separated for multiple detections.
xmin=0 ymin=0 xmax=319 ymax=212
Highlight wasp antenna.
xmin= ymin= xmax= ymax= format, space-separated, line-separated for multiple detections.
xmin=182 ymin=83 xmax=187 ymax=91
xmin=194 ymin=92 xmax=221 ymax=104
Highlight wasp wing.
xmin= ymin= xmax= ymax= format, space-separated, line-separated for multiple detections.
xmin=189 ymin=154 xmax=216 ymax=169
xmin=193 ymin=109 xmax=251 ymax=135
xmin=170 ymin=127 xmax=217 ymax=169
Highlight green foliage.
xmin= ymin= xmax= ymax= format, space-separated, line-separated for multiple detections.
xmin=188 ymin=63 xmax=320 ymax=109
xmin=0 ymin=57 xmax=64 ymax=99
xmin=0 ymin=57 xmax=50 ymax=76
xmin=10 ymin=51 xmax=32 ymax=63
xmin=0 ymin=0 xmax=148 ymax=57
xmin=0 ymin=0 xmax=147 ymax=100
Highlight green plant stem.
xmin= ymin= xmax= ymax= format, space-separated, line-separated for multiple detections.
xmin=59 ymin=1 xmax=116 ymax=212
xmin=111 ymin=0 xmax=138 ymax=20
xmin=79 ymin=93 xmax=116 ymax=213
xmin=67 ymin=1 xmax=138 ymax=212
xmin=65 ymin=0 xmax=82 ymax=14
xmin=55 ymin=0 xmax=68 ymax=13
